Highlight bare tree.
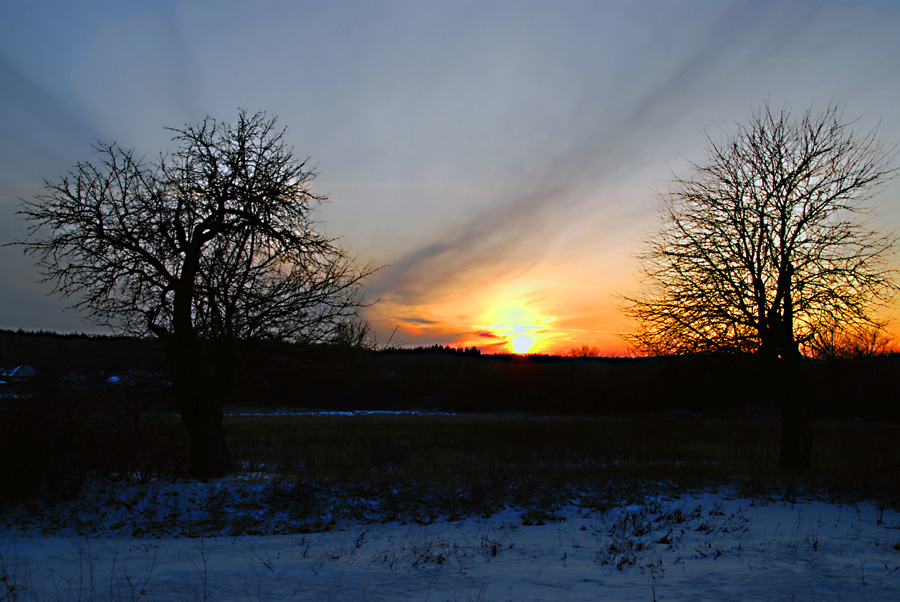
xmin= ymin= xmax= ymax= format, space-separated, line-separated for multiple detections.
xmin=807 ymin=318 xmax=895 ymax=360
xmin=568 ymin=345 xmax=602 ymax=358
xmin=18 ymin=110 xmax=376 ymax=478
xmin=623 ymin=102 xmax=897 ymax=471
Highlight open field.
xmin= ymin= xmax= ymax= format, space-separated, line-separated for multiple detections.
xmin=224 ymin=413 xmax=900 ymax=503
xmin=2 ymin=412 xmax=900 ymax=601
xmin=3 ymin=409 xmax=900 ymax=600
xmin=3 ymin=332 xmax=900 ymax=599
xmin=4 ymin=411 xmax=900 ymax=527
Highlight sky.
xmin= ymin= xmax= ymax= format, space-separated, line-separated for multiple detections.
xmin=2 ymin=0 xmax=900 ymax=355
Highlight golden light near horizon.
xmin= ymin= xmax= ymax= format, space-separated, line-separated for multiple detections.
xmin=482 ymin=303 xmax=554 ymax=354
xmin=370 ymin=264 xmax=631 ymax=355
xmin=510 ymin=334 xmax=535 ymax=354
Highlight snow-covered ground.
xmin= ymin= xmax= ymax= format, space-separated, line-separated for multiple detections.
xmin=2 ymin=478 xmax=898 ymax=601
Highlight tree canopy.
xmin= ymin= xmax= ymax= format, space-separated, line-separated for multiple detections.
xmin=20 ymin=110 xmax=372 ymax=345
xmin=624 ymin=103 xmax=898 ymax=359
xmin=19 ymin=110 xmax=376 ymax=477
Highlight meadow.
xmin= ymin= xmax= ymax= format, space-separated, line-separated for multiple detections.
xmin=3 ymin=411 xmax=900 ymax=601
xmin=224 ymin=412 xmax=900 ymax=504
xmin=3 ymin=331 xmax=900 ymax=600
xmin=2 ymin=328 xmax=899 ymax=509
xmin=4 ymin=405 xmax=899 ymax=523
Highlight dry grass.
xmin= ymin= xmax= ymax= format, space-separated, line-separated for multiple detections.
xmin=4 ymin=399 xmax=898 ymax=513
xmin=224 ymin=413 xmax=900 ymax=502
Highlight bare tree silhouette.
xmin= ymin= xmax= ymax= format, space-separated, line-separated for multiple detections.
xmin=624 ymin=102 xmax=897 ymax=472
xmin=18 ymin=110 xmax=377 ymax=478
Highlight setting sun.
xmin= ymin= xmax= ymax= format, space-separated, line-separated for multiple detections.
xmin=509 ymin=335 xmax=535 ymax=354
xmin=370 ymin=268 xmax=628 ymax=356
xmin=481 ymin=304 xmax=554 ymax=354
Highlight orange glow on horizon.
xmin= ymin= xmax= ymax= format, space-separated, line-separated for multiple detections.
xmin=368 ymin=262 xmax=634 ymax=356
xmin=369 ymin=264 xmax=900 ymax=357
xmin=474 ymin=303 xmax=555 ymax=354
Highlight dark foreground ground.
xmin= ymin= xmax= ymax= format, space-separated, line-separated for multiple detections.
xmin=2 ymin=329 xmax=899 ymax=511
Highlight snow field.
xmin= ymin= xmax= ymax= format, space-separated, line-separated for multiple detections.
xmin=3 ymin=491 xmax=898 ymax=601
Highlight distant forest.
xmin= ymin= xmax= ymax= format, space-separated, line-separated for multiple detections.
xmin=2 ymin=329 xmax=898 ymax=421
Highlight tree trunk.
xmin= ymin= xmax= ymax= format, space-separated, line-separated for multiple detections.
xmin=159 ymin=329 xmax=232 ymax=480
xmin=172 ymin=364 xmax=232 ymax=479
xmin=779 ymin=393 xmax=813 ymax=474
xmin=769 ymin=352 xmax=813 ymax=474
xmin=180 ymin=397 xmax=232 ymax=480
xmin=762 ymin=262 xmax=813 ymax=474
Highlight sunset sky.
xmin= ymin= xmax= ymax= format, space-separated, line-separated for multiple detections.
xmin=2 ymin=0 xmax=900 ymax=355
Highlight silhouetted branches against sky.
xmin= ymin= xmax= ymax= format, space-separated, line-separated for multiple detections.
xmin=17 ymin=110 xmax=380 ymax=477
xmin=623 ymin=102 xmax=898 ymax=356
xmin=18 ymin=110 xmax=377 ymax=344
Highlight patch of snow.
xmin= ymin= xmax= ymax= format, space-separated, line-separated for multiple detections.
xmin=105 ymin=370 xmax=170 ymax=387
xmin=225 ymin=410 xmax=459 ymax=418
xmin=624 ymin=503 xmax=644 ymax=515
xmin=1 ymin=365 xmax=38 ymax=379
xmin=2 ymin=481 xmax=898 ymax=601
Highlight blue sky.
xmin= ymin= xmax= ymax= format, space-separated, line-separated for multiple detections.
xmin=2 ymin=0 xmax=899 ymax=352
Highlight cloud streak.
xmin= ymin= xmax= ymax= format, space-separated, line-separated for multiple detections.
xmin=365 ymin=2 xmax=803 ymax=309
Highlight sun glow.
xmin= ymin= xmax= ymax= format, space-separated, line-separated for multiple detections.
xmin=509 ymin=335 xmax=535 ymax=354
xmin=483 ymin=304 xmax=553 ymax=354
xmin=370 ymin=265 xmax=631 ymax=355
